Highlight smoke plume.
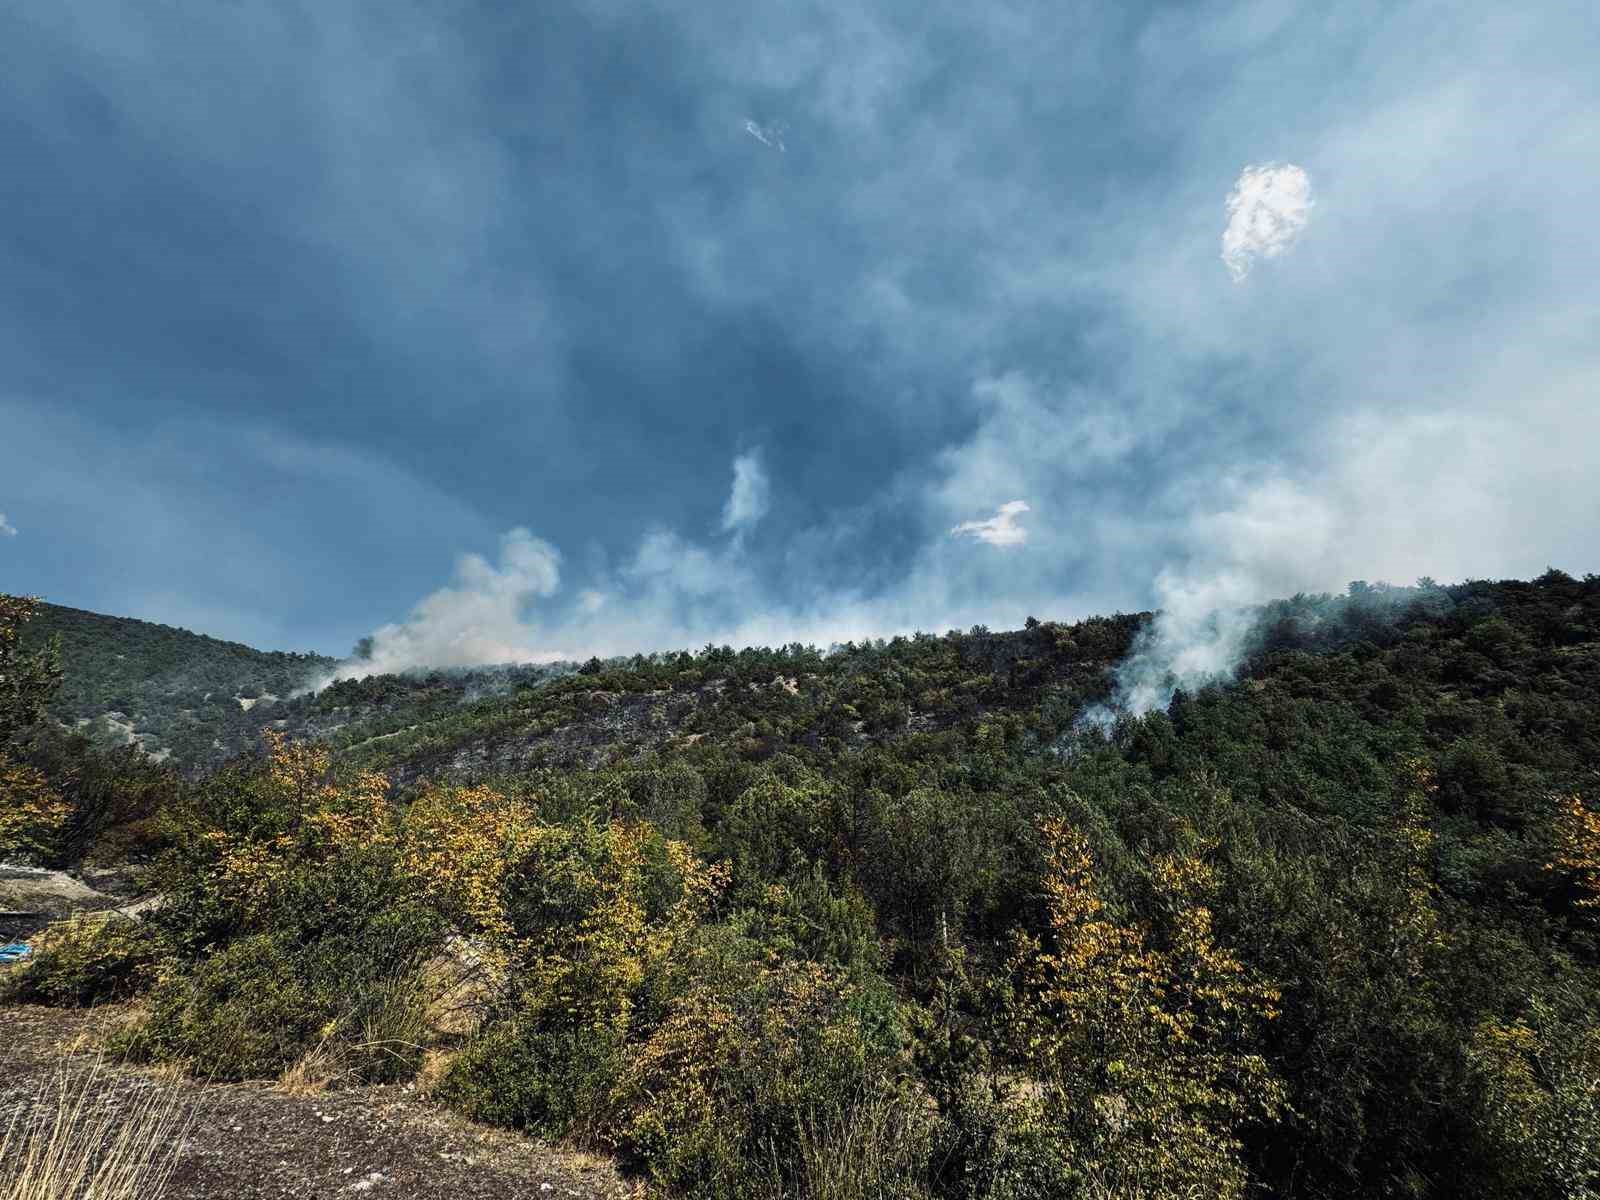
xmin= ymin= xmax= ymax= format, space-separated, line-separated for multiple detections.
xmin=320 ymin=527 xmax=562 ymax=684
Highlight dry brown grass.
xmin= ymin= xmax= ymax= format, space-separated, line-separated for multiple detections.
xmin=275 ymin=1036 xmax=342 ymax=1096
xmin=411 ymin=1048 xmax=461 ymax=1098
xmin=0 ymin=1056 xmax=193 ymax=1200
xmin=271 ymin=957 xmax=463 ymax=1097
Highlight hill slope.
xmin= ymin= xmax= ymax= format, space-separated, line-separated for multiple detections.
xmin=18 ymin=602 xmax=337 ymax=767
xmin=8 ymin=572 xmax=1600 ymax=1198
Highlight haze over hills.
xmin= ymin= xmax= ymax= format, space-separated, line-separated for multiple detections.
xmin=19 ymin=571 xmax=1600 ymax=808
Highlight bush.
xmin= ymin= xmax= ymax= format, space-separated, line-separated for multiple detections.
xmin=614 ymin=961 xmax=927 ymax=1199
xmin=115 ymin=734 xmax=448 ymax=1081
xmin=441 ymin=1018 xmax=626 ymax=1139
xmin=0 ymin=914 xmax=160 ymax=1006
xmin=119 ymin=909 xmax=443 ymax=1082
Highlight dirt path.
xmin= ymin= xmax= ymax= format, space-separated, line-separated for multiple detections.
xmin=1 ymin=1005 xmax=641 ymax=1200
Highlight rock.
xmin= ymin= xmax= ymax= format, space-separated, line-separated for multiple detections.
xmin=0 ymin=863 xmax=117 ymax=920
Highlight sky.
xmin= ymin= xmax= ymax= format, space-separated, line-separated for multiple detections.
xmin=2 ymin=0 xmax=1597 ymax=667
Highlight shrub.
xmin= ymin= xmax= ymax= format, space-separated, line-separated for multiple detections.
xmin=118 ymin=734 xmax=446 ymax=1081
xmin=440 ymin=1017 xmax=626 ymax=1139
xmin=613 ymin=960 xmax=926 ymax=1199
xmin=0 ymin=755 xmax=70 ymax=864
xmin=119 ymin=910 xmax=443 ymax=1082
xmin=0 ymin=914 xmax=160 ymax=1006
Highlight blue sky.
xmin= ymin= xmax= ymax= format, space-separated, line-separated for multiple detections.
xmin=2 ymin=1 xmax=1597 ymax=665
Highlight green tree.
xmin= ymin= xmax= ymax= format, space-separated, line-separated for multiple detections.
xmin=0 ymin=595 xmax=68 ymax=859
xmin=0 ymin=594 xmax=63 ymax=746
xmin=997 ymin=817 xmax=1285 ymax=1200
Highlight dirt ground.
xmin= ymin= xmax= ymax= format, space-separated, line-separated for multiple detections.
xmin=0 ymin=1004 xmax=642 ymax=1200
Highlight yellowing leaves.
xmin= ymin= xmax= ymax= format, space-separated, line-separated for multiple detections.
xmin=1004 ymin=817 xmax=1285 ymax=1200
xmin=198 ymin=731 xmax=398 ymax=926
xmin=0 ymin=755 xmax=70 ymax=860
xmin=400 ymin=782 xmax=542 ymax=950
xmin=1548 ymin=793 xmax=1600 ymax=911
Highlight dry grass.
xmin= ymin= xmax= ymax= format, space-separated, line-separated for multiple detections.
xmin=789 ymin=1086 xmax=935 ymax=1200
xmin=0 ymin=1056 xmax=192 ymax=1200
xmin=272 ymin=958 xmax=452 ymax=1097
xmin=275 ymin=1035 xmax=342 ymax=1096
xmin=411 ymin=1048 xmax=461 ymax=1098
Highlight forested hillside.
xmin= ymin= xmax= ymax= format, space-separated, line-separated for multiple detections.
xmin=16 ymin=603 xmax=338 ymax=767
xmin=14 ymin=602 xmax=587 ymax=773
xmin=5 ymin=571 xmax=1600 ymax=1199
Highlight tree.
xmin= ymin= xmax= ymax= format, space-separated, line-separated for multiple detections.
xmin=1000 ymin=818 xmax=1284 ymax=1200
xmin=0 ymin=594 xmax=63 ymax=746
xmin=1548 ymin=793 xmax=1600 ymax=914
xmin=1466 ymin=995 xmax=1600 ymax=1198
xmin=0 ymin=596 xmax=68 ymax=859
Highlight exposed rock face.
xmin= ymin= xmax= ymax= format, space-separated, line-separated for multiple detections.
xmin=0 ymin=863 xmax=114 ymax=918
xmin=0 ymin=862 xmax=149 ymax=939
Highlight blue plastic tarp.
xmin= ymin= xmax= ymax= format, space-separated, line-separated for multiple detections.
xmin=0 ymin=943 xmax=30 ymax=964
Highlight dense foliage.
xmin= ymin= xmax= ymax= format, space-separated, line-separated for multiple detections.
xmin=0 ymin=595 xmax=70 ymax=860
xmin=17 ymin=602 xmax=337 ymax=769
xmin=6 ymin=572 xmax=1600 ymax=1198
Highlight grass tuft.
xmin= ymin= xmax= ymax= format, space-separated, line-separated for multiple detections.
xmin=0 ymin=1056 xmax=192 ymax=1200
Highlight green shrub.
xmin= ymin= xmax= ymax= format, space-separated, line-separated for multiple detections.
xmin=115 ymin=734 xmax=447 ymax=1082
xmin=0 ymin=913 xmax=160 ymax=1006
xmin=441 ymin=1017 xmax=626 ymax=1139
xmin=614 ymin=960 xmax=926 ymax=1199
xmin=118 ymin=906 xmax=444 ymax=1081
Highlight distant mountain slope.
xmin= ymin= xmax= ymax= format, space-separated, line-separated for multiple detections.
xmin=19 ymin=573 xmax=1600 ymax=796
xmin=18 ymin=602 xmax=337 ymax=767
xmin=312 ymin=614 xmax=1147 ymax=784
xmin=306 ymin=574 xmax=1600 ymax=820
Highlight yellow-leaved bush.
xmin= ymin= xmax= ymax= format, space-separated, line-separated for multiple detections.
xmin=200 ymin=730 xmax=395 ymax=929
xmin=999 ymin=816 xmax=1286 ymax=1200
xmin=0 ymin=754 xmax=70 ymax=861
xmin=119 ymin=733 xmax=432 ymax=1080
xmin=1466 ymin=996 xmax=1600 ymax=1198
xmin=0 ymin=593 xmax=67 ymax=861
xmin=1548 ymin=792 xmax=1600 ymax=913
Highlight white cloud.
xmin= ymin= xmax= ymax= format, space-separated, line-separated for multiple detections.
xmin=950 ymin=499 xmax=1030 ymax=547
xmin=721 ymin=450 xmax=771 ymax=534
xmin=1221 ymin=163 xmax=1313 ymax=282
xmin=743 ymin=119 xmax=786 ymax=152
xmin=0 ymin=512 xmax=15 ymax=537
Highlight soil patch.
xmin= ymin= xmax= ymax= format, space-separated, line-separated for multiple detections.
xmin=1 ymin=1005 xmax=640 ymax=1200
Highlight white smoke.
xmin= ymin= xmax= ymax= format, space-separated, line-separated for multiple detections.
xmin=321 ymin=527 xmax=562 ymax=684
xmin=321 ymin=452 xmax=784 ymax=686
xmin=1221 ymin=163 xmax=1313 ymax=282
xmin=1077 ymin=476 xmax=1338 ymax=733
xmin=1076 ymin=574 xmax=1262 ymax=734
xmin=721 ymin=450 xmax=771 ymax=534
xmin=0 ymin=513 xmax=15 ymax=537
xmin=951 ymin=500 xmax=1030 ymax=547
